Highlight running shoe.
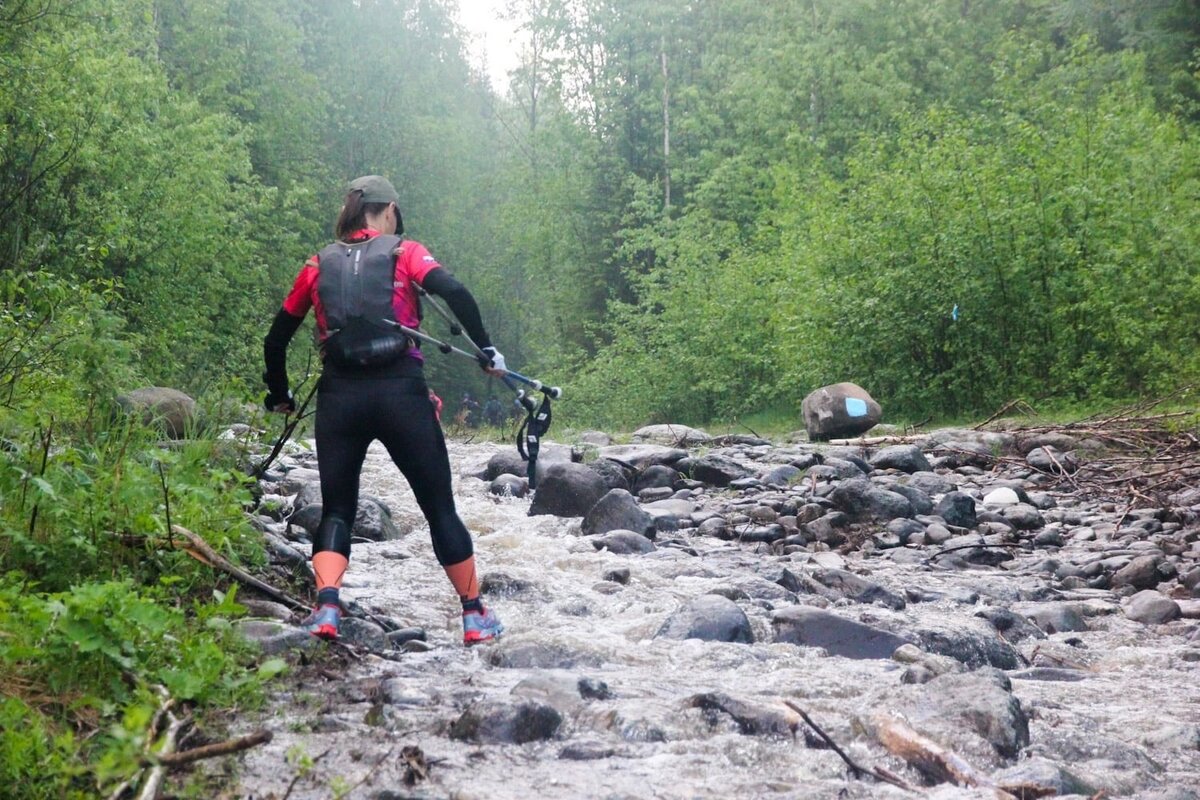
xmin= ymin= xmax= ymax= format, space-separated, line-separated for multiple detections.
xmin=301 ymin=603 xmax=341 ymax=640
xmin=462 ymin=606 xmax=504 ymax=646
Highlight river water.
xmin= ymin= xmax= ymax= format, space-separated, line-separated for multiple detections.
xmin=233 ymin=437 xmax=1200 ymax=800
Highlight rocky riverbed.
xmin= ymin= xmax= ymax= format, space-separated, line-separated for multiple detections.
xmin=228 ymin=423 xmax=1200 ymax=800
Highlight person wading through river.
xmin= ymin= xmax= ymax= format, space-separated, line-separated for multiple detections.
xmin=262 ymin=174 xmax=507 ymax=645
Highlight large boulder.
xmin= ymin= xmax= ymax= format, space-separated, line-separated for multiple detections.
xmin=528 ymin=462 xmax=609 ymax=517
xmin=801 ymin=382 xmax=882 ymax=441
xmin=116 ymin=387 xmax=197 ymax=438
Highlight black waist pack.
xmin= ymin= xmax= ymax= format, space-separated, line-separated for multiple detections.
xmin=323 ymin=316 xmax=411 ymax=368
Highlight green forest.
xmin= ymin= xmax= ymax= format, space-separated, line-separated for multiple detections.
xmin=1 ymin=0 xmax=1198 ymax=795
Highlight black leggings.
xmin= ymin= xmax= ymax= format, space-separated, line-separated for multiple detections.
xmin=313 ymin=373 xmax=473 ymax=566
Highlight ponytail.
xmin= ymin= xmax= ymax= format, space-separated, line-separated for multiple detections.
xmin=334 ymin=190 xmax=391 ymax=241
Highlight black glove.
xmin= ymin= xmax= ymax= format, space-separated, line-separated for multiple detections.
xmin=263 ymin=388 xmax=295 ymax=414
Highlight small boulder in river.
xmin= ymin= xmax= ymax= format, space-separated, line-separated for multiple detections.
xmin=582 ymin=489 xmax=655 ymax=538
xmin=869 ymin=444 xmax=931 ymax=474
xmin=655 ymin=594 xmax=754 ymax=643
xmin=529 ymin=462 xmax=609 ymax=517
xmin=801 ymin=382 xmax=882 ymax=441
xmin=772 ymin=607 xmax=911 ymax=659
xmin=448 ymin=700 xmax=563 ymax=744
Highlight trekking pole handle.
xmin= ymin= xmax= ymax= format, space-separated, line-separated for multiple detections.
xmin=505 ymin=370 xmax=563 ymax=399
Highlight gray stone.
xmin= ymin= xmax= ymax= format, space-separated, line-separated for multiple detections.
xmin=1001 ymin=503 xmax=1045 ymax=530
xmin=480 ymin=451 xmax=529 ymax=480
xmin=1111 ymin=554 xmax=1164 ymax=591
xmin=1022 ymin=603 xmax=1089 ymax=634
xmin=339 ymin=617 xmax=387 ymax=650
xmin=935 ymin=492 xmax=977 ymax=529
xmin=801 ymin=382 xmax=883 ymax=440
xmin=448 ymin=700 xmax=563 ymax=744
xmin=809 ymin=568 xmax=906 ymax=609
xmin=991 ymin=757 xmax=1099 ymax=796
xmin=116 ymin=386 xmax=197 ymax=438
xmin=689 ymin=453 xmax=754 ymax=487
xmin=655 ymin=594 xmax=754 ymax=643
xmin=686 ymin=693 xmax=797 ymax=736
xmin=772 ymin=607 xmax=912 ymax=659
xmin=1124 ymin=590 xmax=1181 ymax=624
xmin=591 ymin=529 xmax=656 ymax=555
xmin=529 ymin=461 xmax=609 ymax=517
xmin=234 ymin=619 xmax=316 ymax=655
xmin=582 ymin=489 xmax=656 ymax=538
xmin=631 ymin=424 xmax=711 ymax=446
xmin=829 ymin=478 xmax=914 ymax=521
xmin=869 ymin=444 xmax=931 ymax=473
xmin=889 ymin=483 xmax=934 ymax=516
xmin=595 ymin=444 xmax=688 ymax=470
xmin=490 ymin=474 xmax=529 ymax=497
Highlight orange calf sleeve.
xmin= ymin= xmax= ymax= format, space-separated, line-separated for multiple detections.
xmin=312 ymin=551 xmax=349 ymax=592
xmin=443 ymin=556 xmax=480 ymax=601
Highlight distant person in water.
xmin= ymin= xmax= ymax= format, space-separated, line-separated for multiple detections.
xmin=262 ymin=174 xmax=506 ymax=645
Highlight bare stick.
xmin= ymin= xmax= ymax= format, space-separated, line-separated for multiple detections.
xmin=782 ymin=701 xmax=918 ymax=792
xmin=170 ymin=524 xmax=307 ymax=610
xmin=150 ymin=729 xmax=272 ymax=767
xmin=137 ymin=712 xmax=190 ymax=800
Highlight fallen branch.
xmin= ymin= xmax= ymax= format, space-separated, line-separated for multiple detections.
xmin=149 ymin=729 xmax=272 ymax=767
xmin=137 ymin=711 xmax=191 ymax=800
xmin=170 ymin=524 xmax=307 ymax=611
xmin=782 ymin=701 xmax=918 ymax=792
xmin=872 ymin=714 xmax=1018 ymax=798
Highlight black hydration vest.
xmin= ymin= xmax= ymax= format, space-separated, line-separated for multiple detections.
xmin=316 ymin=234 xmax=412 ymax=367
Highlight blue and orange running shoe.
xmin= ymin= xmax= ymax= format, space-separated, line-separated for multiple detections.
xmin=462 ymin=606 xmax=504 ymax=646
xmin=301 ymin=603 xmax=341 ymax=640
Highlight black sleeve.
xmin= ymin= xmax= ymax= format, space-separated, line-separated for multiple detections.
xmin=419 ymin=267 xmax=492 ymax=350
xmin=262 ymin=307 xmax=304 ymax=394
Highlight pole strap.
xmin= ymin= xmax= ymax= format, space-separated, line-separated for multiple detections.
xmin=516 ymin=394 xmax=552 ymax=489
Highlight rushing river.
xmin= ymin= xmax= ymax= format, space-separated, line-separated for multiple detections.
xmin=232 ymin=437 xmax=1200 ymax=800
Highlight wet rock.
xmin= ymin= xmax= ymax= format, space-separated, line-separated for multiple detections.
xmin=339 ymin=617 xmax=387 ymax=650
xmin=529 ymin=462 xmax=609 ymax=517
xmin=632 ymin=464 xmax=680 ymax=493
xmin=448 ymin=700 xmax=562 ymax=744
xmin=655 ymin=594 xmax=754 ymax=643
xmin=479 ymin=571 xmax=538 ymax=598
xmin=935 ymin=492 xmax=978 ymax=529
xmin=1021 ymin=602 xmax=1089 ymax=634
xmin=591 ymin=529 xmax=656 ymax=555
xmin=1124 ymin=590 xmax=1181 ymax=624
xmin=913 ymin=621 xmax=1021 ymax=669
xmin=234 ymin=619 xmax=315 ymax=655
xmin=384 ymin=627 xmax=426 ymax=646
xmin=1001 ymin=503 xmax=1045 ymax=530
xmin=687 ymin=693 xmax=797 ymax=736
xmin=603 ymin=567 xmax=631 ymax=585
xmin=990 ymin=757 xmax=1100 ymax=796
xmin=869 ymin=444 xmax=931 ymax=474
xmin=888 ymin=484 xmax=934 ymax=516
xmin=588 ymin=457 xmax=632 ymax=491
xmin=577 ymin=677 xmax=613 ymax=700
xmin=632 ymin=424 xmax=711 ymax=446
xmin=801 ymin=382 xmax=882 ymax=440
xmin=489 ymin=474 xmax=529 ymax=497
xmin=488 ymin=640 xmax=604 ymax=669
xmin=479 ymin=451 xmax=528 ymax=480
xmin=1027 ymin=445 xmax=1078 ymax=474
xmin=597 ymin=444 xmax=689 ymax=469
xmin=761 ymin=464 xmax=803 ymax=486
xmin=581 ymin=489 xmax=655 ymax=538
xmin=239 ymin=598 xmax=295 ymax=621
xmin=772 ymin=607 xmax=912 ymax=659
xmin=929 ymin=439 xmax=995 ymax=468
xmin=641 ymin=498 xmax=698 ymax=533
xmin=558 ymin=741 xmax=620 ymax=761
xmin=805 ymin=512 xmax=850 ymax=546
xmin=690 ymin=453 xmax=754 ymax=487
xmin=809 ymin=568 xmax=906 ymax=609
xmin=903 ymin=471 xmax=957 ymax=495
xmin=829 ymin=478 xmax=913 ymax=521
xmin=899 ymin=668 xmax=1030 ymax=761
xmin=1111 ymin=554 xmax=1165 ymax=591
